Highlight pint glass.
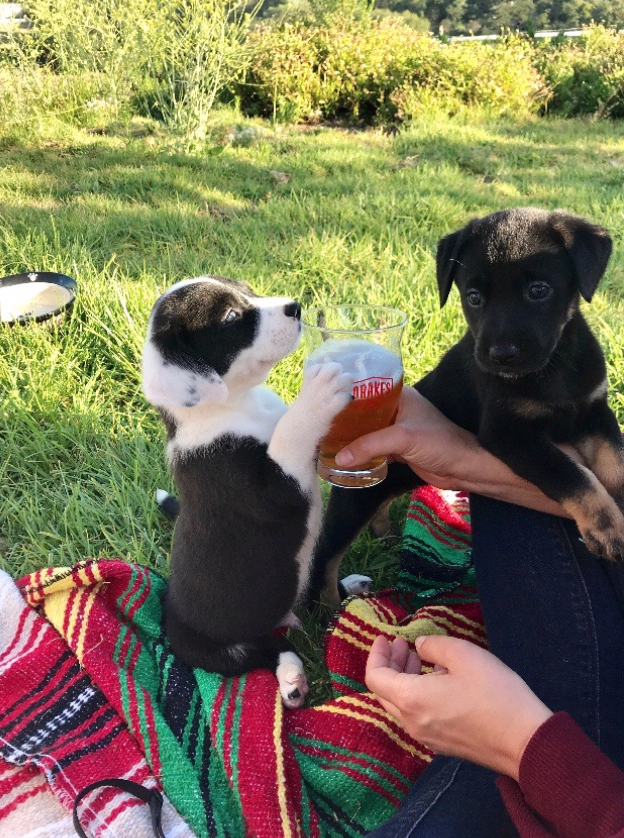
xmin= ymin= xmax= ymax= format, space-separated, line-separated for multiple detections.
xmin=302 ymin=305 xmax=407 ymax=488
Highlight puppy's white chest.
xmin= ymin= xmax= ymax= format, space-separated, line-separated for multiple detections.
xmin=168 ymin=386 xmax=287 ymax=457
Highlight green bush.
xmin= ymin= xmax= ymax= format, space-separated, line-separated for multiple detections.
xmin=390 ymin=34 xmax=546 ymax=120
xmin=239 ymin=19 xmax=546 ymax=123
xmin=1 ymin=8 xmax=624 ymax=131
xmin=537 ymin=26 xmax=624 ymax=118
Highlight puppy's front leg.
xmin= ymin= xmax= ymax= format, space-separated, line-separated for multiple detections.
xmin=574 ymin=399 xmax=624 ymax=511
xmin=267 ymin=362 xmax=353 ymax=491
xmin=480 ymin=418 xmax=624 ymax=562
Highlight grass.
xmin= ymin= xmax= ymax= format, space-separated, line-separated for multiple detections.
xmin=2 ymin=110 xmax=624 ymax=702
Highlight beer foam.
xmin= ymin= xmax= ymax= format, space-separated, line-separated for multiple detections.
xmin=306 ymin=338 xmax=402 ymax=383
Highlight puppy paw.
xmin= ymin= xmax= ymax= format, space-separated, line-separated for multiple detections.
xmin=339 ymin=573 xmax=373 ymax=597
xmin=276 ymin=652 xmax=309 ymax=709
xmin=299 ymin=362 xmax=353 ymax=424
xmin=370 ymin=502 xmax=393 ymax=538
xmin=563 ymin=482 xmax=624 ymax=562
xmin=579 ymin=510 xmax=624 ymax=562
xmin=277 ymin=611 xmax=303 ymax=631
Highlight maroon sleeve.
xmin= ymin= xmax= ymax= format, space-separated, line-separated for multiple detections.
xmin=497 ymin=712 xmax=624 ymax=838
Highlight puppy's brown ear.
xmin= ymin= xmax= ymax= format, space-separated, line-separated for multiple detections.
xmin=550 ymin=213 xmax=612 ymax=303
xmin=436 ymin=225 xmax=470 ymax=307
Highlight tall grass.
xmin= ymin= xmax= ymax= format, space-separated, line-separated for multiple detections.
xmin=1 ymin=0 xmax=259 ymax=147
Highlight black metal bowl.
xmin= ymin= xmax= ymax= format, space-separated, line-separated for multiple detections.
xmin=0 ymin=272 xmax=78 ymax=326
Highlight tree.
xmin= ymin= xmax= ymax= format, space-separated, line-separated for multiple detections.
xmin=589 ymin=0 xmax=624 ymax=26
xmin=426 ymin=0 xmax=467 ymax=32
xmin=492 ymin=0 xmax=539 ymax=29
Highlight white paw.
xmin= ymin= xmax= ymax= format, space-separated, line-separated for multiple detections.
xmin=340 ymin=574 xmax=373 ymax=596
xmin=277 ymin=611 xmax=303 ymax=630
xmin=155 ymin=488 xmax=169 ymax=504
xmin=300 ymin=362 xmax=353 ymax=422
xmin=276 ymin=652 xmax=309 ymax=709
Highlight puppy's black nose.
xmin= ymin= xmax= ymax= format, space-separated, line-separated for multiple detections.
xmin=489 ymin=344 xmax=519 ymax=364
xmin=284 ymin=301 xmax=301 ymax=320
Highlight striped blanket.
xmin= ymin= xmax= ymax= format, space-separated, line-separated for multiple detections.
xmin=0 ymin=486 xmax=484 ymax=838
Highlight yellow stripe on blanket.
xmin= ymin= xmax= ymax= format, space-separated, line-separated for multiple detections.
xmin=317 ymin=701 xmax=431 ymax=761
xmin=273 ymin=691 xmax=297 ymax=838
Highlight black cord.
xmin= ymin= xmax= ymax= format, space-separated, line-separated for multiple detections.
xmin=73 ymin=778 xmax=165 ymax=838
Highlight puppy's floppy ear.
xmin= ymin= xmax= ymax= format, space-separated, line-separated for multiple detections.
xmin=142 ymin=339 xmax=228 ymax=410
xmin=550 ymin=212 xmax=612 ymax=303
xmin=436 ymin=224 xmax=472 ymax=308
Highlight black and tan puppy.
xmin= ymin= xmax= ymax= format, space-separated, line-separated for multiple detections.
xmin=312 ymin=208 xmax=624 ymax=605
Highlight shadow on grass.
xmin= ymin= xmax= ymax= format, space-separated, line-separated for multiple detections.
xmin=0 ymin=119 xmax=622 ymax=302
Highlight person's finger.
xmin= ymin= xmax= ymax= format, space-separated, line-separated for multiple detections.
xmin=366 ymin=643 xmax=415 ymax=701
xmin=373 ymin=694 xmax=403 ymax=720
xmin=388 ymin=637 xmax=410 ymax=672
xmin=415 ymin=634 xmax=474 ymax=670
xmin=335 ymin=424 xmax=412 ymax=467
xmin=405 ymin=649 xmax=422 ymax=675
xmin=367 ymin=635 xmax=392 ymax=670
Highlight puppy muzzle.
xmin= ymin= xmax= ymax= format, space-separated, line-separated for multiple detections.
xmin=475 ymin=342 xmax=550 ymax=379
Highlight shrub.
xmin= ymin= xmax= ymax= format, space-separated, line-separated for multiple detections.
xmin=390 ymin=34 xmax=546 ymax=120
xmin=537 ymin=25 xmax=624 ymax=118
xmin=239 ymin=19 xmax=546 ymax=123
xmin=1 ymin=8 xmax=623 ymax=131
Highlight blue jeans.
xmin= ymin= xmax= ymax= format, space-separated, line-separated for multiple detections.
xmin=368 ymin=495 xmax=624 ymax=837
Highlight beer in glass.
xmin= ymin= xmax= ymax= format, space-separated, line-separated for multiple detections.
xmin=302 ymin=306 xmax=407 ymax=488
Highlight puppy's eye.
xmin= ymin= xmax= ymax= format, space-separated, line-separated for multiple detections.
xmin=527 ymin=283 xmax=552 ymax=301
xmin=223 ymin=309 xmax=240 ymax=324
xmin=466 ymin=290 xmax=484 ymax=307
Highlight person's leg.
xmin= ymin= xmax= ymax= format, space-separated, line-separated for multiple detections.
xmin=470 ymin=494 xmax=624 ymax=768
xmin=368 ymin=495 xmax=624 ymax=837
xmin=367 ymin=755 xmax=519 ymax=838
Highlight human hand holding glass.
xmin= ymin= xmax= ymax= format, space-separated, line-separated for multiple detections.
xmin=333 ymin=386 xmax=577 ymax=517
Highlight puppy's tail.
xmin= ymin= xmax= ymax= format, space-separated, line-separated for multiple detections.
xmin=156 ymin=489 xmax=180 ymax=519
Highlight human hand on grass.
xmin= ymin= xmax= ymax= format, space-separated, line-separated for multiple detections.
xmin=365 ymin=635 xmax=552 ymax=781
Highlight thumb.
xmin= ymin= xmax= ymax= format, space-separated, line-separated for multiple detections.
xmin=335 ymin=424 xmax=412 ymax=467
xmin=415 ymin=635 xmax=476 ymax=671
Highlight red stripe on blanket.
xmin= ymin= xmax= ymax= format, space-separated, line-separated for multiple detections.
xmin=0 ymin=779 xmax=48 ymax=821
xmin=1 ymin=652 xmax=81 ymax=733
xmin=415 ymin=486 xmax=472 ymax=534
xmin=61 ymin=588 xmax=78 ymax=640
xmin=295 ymin=742 xmax=407 ymax=802
xmin=0 ymin=605 xmax=32 ymax=666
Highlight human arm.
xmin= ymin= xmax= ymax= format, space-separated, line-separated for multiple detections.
xmin=499 ymin=712 xmax=624 ymax=838
xmin=366 ymin=635 xmax=624 ymax=838
xmin=335 ymin=387 xmax=574 ymax=518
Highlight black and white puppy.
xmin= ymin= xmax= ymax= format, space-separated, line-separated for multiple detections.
xmin=142 ymin=276 xmax=356 ymax=707
xmin=311 ymin=208 xmax=624 ymax=605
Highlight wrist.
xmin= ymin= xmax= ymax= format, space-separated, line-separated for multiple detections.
xmin=442 ymin=434 xmax=487 ymax=492
xmin=505 ymin=705 xmax=553 ymax=782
